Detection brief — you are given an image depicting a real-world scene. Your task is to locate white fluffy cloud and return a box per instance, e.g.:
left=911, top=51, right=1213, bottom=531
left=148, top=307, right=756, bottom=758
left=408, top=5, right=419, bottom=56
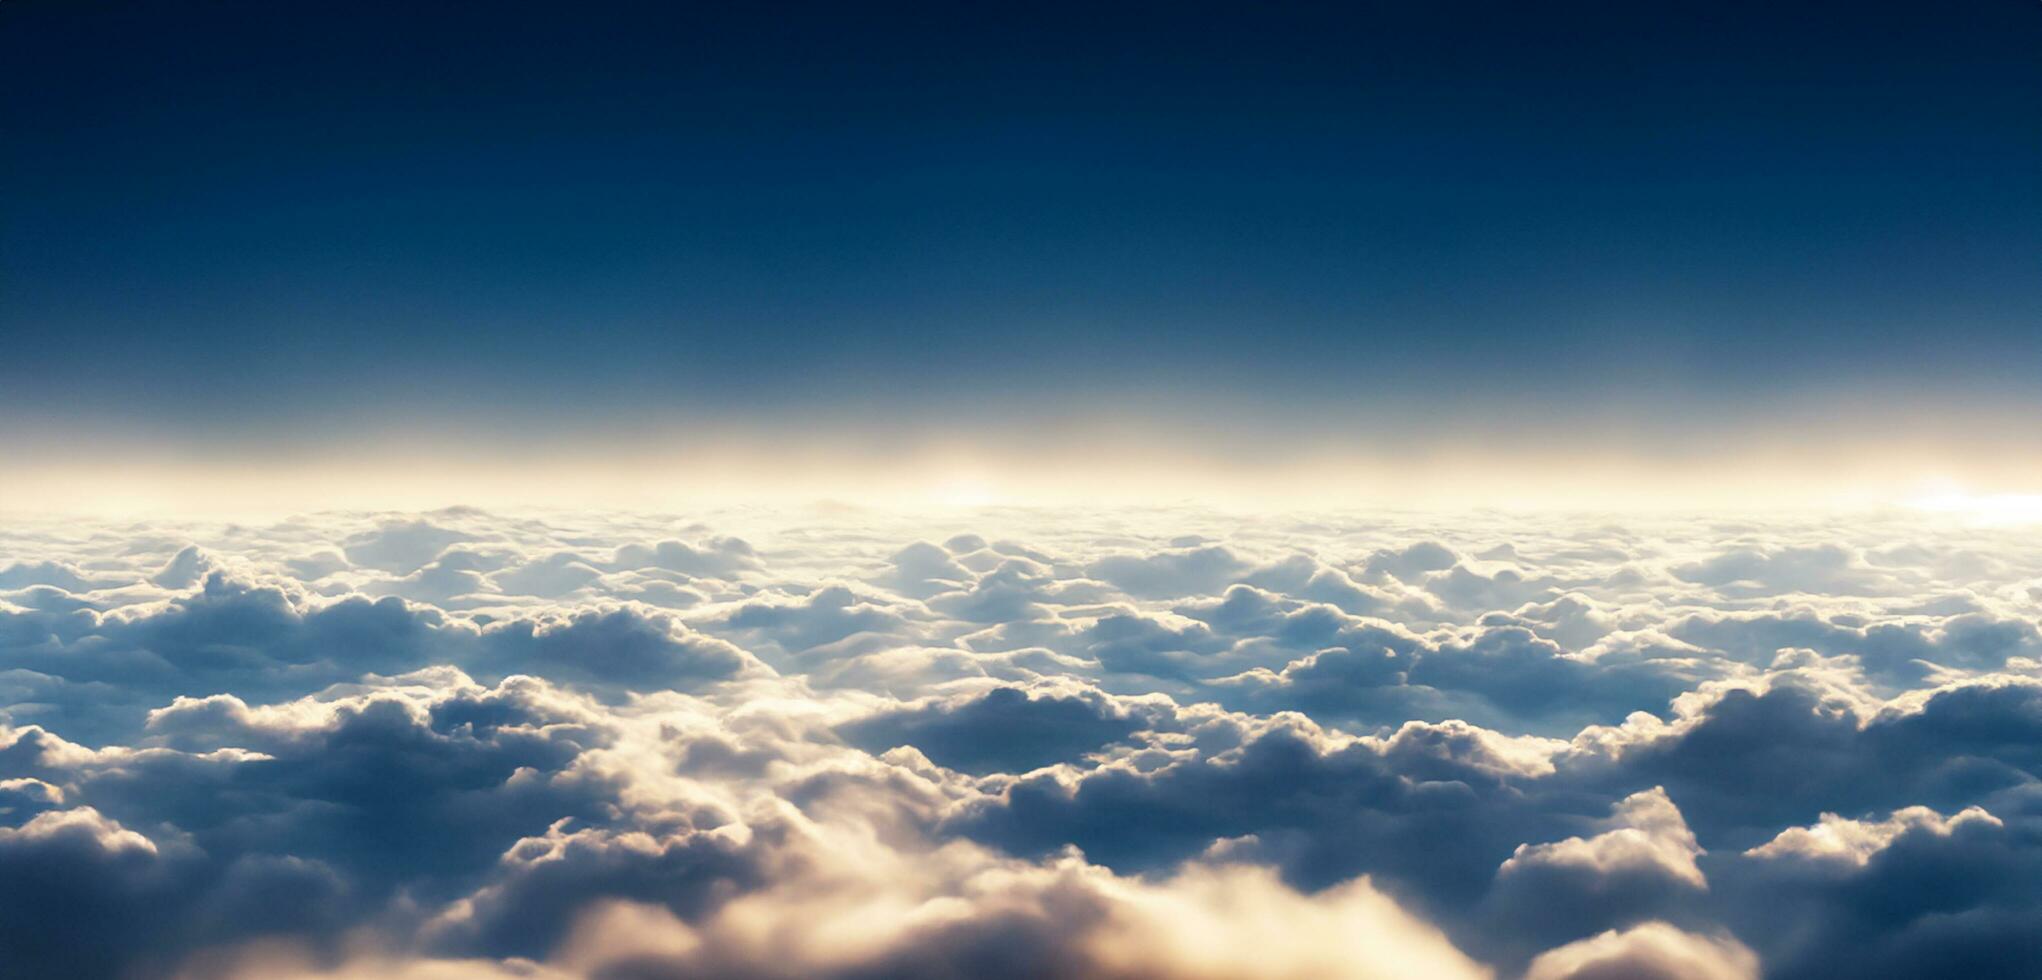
left=1523, top=922, right=1759, bottom=980
left=1, top=505, right=2039, bottom=979
left=1499, top=788, right=1706, bottom=889
left=1745, top=805, right=2003, bottom=867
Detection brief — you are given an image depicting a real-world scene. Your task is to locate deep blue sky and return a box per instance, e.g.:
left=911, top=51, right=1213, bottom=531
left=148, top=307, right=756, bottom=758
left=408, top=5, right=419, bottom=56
left=4, top=0, right=2039, bottom=447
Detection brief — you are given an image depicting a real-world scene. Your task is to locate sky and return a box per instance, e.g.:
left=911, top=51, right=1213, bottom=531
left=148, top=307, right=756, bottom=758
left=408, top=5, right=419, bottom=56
left=5, top=0, right=2042, bottom=508
left=6, top=6, right=2042, bottom=980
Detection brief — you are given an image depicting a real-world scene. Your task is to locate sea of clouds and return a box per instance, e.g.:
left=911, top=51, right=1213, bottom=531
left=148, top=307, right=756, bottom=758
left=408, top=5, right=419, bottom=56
left=1, top=505, right=2038, bottom=979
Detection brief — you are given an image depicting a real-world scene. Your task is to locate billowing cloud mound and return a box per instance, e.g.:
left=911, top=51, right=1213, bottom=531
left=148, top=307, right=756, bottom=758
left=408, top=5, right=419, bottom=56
left=1, top=506, right=2039, bottom=978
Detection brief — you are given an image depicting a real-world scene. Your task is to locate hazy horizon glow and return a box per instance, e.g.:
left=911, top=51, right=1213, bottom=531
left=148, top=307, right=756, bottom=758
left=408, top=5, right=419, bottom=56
left=7, top=414, right=2042, bottom=516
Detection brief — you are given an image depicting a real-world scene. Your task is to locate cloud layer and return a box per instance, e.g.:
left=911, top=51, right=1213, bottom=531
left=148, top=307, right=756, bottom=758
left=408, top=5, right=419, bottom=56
left=1, top=506, right=2039, bottom=978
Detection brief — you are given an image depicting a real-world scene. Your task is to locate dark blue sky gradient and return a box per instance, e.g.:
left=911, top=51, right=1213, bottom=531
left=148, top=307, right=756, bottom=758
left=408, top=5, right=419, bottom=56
left=5, top=1, right=2039, bottom=444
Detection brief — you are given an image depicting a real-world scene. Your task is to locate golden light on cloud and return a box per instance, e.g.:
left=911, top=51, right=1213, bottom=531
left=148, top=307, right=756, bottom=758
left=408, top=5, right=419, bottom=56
left=1907, top=489, right=2042, bottom=526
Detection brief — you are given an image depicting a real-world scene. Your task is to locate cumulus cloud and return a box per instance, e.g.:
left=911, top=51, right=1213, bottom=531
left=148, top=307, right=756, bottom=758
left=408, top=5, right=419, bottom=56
left=1745, top=805, right=2003, bottom=867
left=1498, top=788, right=1706, bottom=890
left=0, top=506, right=2038, bottom=978
left=1087, top=545, right=1249, bottom=599
left=839, top=686, right=1144, bottom=775
left=1522, top=922, right=1759, bottom=980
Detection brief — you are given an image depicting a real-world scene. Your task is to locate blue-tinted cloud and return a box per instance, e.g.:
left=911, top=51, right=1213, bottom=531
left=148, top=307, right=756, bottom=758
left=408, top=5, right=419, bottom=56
left=0, top=506, right=2039, bottom=978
